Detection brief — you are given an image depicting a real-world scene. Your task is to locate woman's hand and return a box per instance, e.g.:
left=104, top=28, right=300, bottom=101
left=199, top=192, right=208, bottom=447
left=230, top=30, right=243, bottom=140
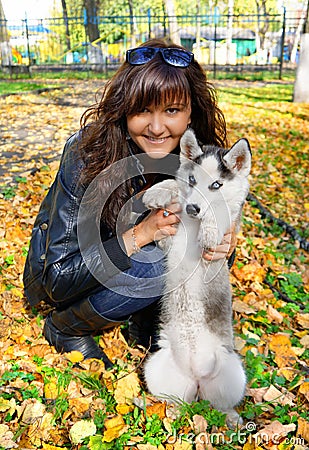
left=202, top=224, right=237, bottom=262
left=123, top=201, right=181, bottom=255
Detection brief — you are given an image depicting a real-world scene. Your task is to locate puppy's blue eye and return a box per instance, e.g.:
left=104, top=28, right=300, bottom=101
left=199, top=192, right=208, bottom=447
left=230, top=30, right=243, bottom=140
left=189, top=175, right=196, bottom=187
left=209, top=180, right=223, bottom=190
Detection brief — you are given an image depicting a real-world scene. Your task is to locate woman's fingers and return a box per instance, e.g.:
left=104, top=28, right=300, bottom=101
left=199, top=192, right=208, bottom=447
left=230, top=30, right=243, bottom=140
left=202, top=224, right=237, bottom=261
left=202, top=242, right=231, bottom=261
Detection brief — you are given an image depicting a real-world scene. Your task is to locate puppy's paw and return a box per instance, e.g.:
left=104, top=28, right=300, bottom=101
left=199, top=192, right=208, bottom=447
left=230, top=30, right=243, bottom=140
left=199, top=220, right=220, bottom=249
left=143, top=180, right=179, bottom=209
left=225, top=410, right=243, bottom=429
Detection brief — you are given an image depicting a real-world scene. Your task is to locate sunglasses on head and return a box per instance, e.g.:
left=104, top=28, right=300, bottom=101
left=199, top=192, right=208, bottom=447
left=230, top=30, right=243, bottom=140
left=126, top=47, right=194, bottom=68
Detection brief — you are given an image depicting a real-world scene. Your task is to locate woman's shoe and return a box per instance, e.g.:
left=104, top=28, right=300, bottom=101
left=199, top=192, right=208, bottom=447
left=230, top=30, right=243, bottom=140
left=43, top=313, right=113, bottom=369
left=128, top=302, right=160, bottom=352
left=42, top=297, right=121, bottom=369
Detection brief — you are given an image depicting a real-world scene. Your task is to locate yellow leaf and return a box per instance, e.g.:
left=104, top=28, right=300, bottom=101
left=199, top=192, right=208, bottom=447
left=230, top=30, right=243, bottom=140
left=44, top=381, right=59, bottom=400
left=300, top=334, right=309, bottom=347
left=163, top=417, right=173, bottom=434
left=269, top=334, right=297, bottom=368
left=4, top=345, right=14, bottom=356
left=114, top=372, right=140, bottom=405
left=116, top=403, right=134, bottom=415
left=146, top=402, right=167, bottom=420
left=102, top=415, right=128, bottom=442
left=42, top=444, right=66, bottom=450
left=136, top=444, right=159, bottom=450
left=299, top=381, right=309, bottom=401
left=105, top=415, right=126, bottom=430
left=69, top=397, right=93, bottom=415
left=0, top=283, right=7, bottom=294
left=297, top=417, right=309, bottom=443
left=296, top=313, right=309, bottom=329
left=267, top=305, right=284, bottom=324
left=243, top=442, right=255, bottom=450
left=278, top=443, right=293, bottom=450
left=64, top=350, right=84, bottom=363
left=233, top=261, right=266, bottom=283
left=28, top=412, right=55, bottom=446
left=0, top=398, right=12, bottom=412
left=277, top=368, right=299, bottom=382
left=173, top=442, right=193, bottom=450
left=10, top=287, right=24, bottom=298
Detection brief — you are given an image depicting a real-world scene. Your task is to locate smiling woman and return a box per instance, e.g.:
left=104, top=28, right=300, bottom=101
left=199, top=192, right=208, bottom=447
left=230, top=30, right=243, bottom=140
left=126, top=101, right=192, bottom=158
left=23, top=37, right=233, bottom=366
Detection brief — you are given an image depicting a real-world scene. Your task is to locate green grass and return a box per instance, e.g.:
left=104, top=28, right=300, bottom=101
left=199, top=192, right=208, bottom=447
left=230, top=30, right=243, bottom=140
left=208, top=69, right=296, bottom=83
left=0, top=81, right=60, bottom=95
left=31, top=70, right=112, bottom=80
left=0, top=67, right=296, bottom=95
left=218, top=84, right=294, bottom=103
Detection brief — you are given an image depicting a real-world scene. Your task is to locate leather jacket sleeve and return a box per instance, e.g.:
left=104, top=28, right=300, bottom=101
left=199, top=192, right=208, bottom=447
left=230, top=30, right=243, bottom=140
left=23, top=132, right=131, bottom=307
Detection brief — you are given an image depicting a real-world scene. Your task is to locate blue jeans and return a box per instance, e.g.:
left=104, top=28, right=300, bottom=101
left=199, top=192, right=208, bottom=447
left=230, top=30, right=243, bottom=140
left=89, top=244, right=165, bottom=320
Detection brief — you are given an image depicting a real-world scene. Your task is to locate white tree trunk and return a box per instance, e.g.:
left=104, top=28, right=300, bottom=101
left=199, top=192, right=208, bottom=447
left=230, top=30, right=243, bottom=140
left=226, top=0, right=234, bottom=65
left=195, top=0, right=201, bottom=61
left=291, top=7, right=307, bottom=63
left=293, top=33, right=309, bottom=103
left=164, top=0, right=181, bottom=45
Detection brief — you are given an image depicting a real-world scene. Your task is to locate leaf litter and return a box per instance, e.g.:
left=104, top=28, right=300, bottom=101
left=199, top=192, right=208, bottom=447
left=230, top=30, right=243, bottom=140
left=0, top=80, right=308, bottom=449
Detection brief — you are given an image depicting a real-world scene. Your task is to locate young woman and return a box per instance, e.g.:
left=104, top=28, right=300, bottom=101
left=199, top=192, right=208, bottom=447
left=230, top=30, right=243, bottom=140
left=23, top=39, right=235, bottom=368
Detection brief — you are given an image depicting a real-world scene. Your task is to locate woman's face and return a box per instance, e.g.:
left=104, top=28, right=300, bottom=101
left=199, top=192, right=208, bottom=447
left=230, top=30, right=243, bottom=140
left=127, top=100, right=191, bottom=159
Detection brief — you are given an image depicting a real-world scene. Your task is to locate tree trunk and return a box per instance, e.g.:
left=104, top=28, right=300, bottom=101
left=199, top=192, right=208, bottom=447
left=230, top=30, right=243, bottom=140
left=61, top=0, right=71, bottom=51
left=290, top=6, right=307, bottom=63
left=128, top=0, right=136, bottom=48
left=293, top=34, right=309, bottom=102
left=164, top=0, right=181, bottom=45
left=255, top=0, right=270, bottom=61
left=293, top=0, right=309, bottom=102
left=195, top=0, right=201, bottom=60
left=0, top=0, right=12, bottom=65
left=226, top=0, right=234, bottom=65
left=84, top=0, right=104, bottom=65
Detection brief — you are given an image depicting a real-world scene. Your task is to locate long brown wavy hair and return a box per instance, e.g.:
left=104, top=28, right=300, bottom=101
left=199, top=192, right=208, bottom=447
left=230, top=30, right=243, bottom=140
left=79, top=38, right=227, bottom=232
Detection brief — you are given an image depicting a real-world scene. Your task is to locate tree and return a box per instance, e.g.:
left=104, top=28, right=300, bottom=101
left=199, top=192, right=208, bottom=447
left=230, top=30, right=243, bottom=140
left=127, top=0, right=137, bottom=48
left=61, top=0, right=72, bottom=51
left=164, top=0, right=181, bottom=44
left=0, top=0, right=11, bottom=65
left=255, top=0, right=271, bottom=52
left=84, top=0, right=104, bottom=64
left=293, top=0, right=309, bottom=102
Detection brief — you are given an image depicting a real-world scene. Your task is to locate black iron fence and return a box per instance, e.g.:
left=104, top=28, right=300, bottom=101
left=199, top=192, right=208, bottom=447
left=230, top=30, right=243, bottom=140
left=0, top=9, right=302, bottom=77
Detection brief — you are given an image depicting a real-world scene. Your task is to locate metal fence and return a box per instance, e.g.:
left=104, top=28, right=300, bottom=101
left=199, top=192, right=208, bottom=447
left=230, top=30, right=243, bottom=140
left=0, top=9, right=302, bottom=77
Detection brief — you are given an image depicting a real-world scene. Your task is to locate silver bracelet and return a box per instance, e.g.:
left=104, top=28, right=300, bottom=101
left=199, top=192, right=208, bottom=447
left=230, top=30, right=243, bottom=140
left=132, top=225, right=140, bottom=253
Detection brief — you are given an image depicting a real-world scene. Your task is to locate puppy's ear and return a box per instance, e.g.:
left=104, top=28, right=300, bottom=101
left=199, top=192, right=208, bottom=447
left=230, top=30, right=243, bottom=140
left=223, top=138, right=251, bottom=177
left=180, top=128, right=203, bottom=161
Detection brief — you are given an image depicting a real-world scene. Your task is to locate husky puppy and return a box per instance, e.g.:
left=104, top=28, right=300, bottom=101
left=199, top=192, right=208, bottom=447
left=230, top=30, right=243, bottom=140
left=143, top=129, right=251, bottom=425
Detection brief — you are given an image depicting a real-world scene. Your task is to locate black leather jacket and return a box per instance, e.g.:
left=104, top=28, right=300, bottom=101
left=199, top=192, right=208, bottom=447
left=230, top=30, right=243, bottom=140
left=23, top=132, right=141, bottom=307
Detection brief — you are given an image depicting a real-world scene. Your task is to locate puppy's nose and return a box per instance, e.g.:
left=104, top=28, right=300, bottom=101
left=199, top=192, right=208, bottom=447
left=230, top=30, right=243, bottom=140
left=186, top=204, right=200, bottom=216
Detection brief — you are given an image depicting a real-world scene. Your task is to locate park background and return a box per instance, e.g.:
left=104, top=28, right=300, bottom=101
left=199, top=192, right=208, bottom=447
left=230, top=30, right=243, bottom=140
left=0, top=0, right=308, bottom=449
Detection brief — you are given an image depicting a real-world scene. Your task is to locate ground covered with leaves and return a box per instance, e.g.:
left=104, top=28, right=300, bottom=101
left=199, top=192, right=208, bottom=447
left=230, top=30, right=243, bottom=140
left=0, top=80, right=308, bottom=450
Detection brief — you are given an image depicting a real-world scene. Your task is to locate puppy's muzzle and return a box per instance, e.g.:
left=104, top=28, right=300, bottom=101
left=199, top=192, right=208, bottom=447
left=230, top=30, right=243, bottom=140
left=186, top=204, right=200, bottom=216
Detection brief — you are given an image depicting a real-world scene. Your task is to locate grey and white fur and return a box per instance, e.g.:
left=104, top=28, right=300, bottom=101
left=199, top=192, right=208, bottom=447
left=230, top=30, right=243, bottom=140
left=142, top=128, right=251, bottom=425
